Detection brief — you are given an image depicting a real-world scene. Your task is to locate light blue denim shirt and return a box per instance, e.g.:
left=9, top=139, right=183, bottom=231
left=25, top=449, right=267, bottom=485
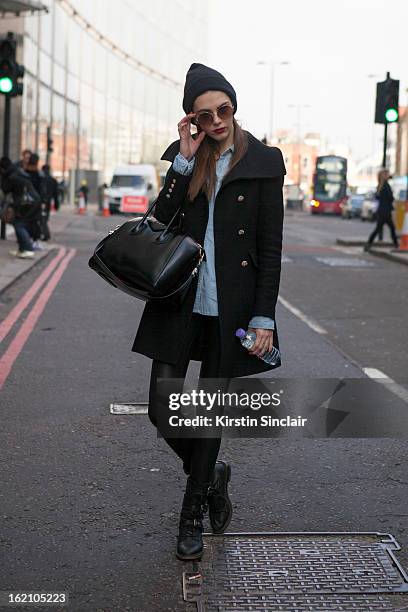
left=172, top=146, right=275, bottom=330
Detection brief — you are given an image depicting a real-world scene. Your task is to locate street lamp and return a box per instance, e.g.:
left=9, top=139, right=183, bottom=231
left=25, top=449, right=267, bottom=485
left=257, top=60, right=290, bottom=144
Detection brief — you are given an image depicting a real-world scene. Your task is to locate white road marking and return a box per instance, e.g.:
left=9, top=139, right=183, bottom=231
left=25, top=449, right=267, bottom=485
left=363, top=368, right=389, bottom=379
left=110, top=403, right=148, bottom=414
left=333, top=246, right=364, bottom=255
left=278, top=296, right=327, bottom=334
left=363, top=368, right=408, bottom=405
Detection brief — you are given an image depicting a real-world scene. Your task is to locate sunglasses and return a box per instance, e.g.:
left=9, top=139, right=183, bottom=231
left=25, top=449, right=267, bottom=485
left=192, top=104, right=234, bottom=128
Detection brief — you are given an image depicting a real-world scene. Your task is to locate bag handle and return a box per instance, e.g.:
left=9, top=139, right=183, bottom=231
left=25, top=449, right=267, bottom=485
left=132, top=195, right=181, bottom=238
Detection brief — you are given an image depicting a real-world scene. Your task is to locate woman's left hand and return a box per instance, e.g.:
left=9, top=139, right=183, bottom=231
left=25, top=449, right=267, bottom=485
left=247, top=328, right=273, bottom=358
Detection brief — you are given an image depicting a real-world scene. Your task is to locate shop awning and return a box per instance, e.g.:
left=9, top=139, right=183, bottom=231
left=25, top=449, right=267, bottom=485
left=0, top=0, right=48, bottom=14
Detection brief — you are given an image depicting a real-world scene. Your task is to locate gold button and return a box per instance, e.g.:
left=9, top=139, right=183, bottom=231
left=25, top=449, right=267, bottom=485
left=238, top=229, right=245, bottom=235
left=168, top=188, right=173, bottom=192
left=166, top=194, right=171, bottom=198
left=237, top=195, right=245, bottom=202
left=171, top=179, right=176, bottom=184
left=241, top=260, right=248, bottom=267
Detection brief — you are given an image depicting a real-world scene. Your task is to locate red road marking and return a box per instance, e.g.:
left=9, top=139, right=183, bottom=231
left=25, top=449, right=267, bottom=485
left=0, top=248, right=76, bottom=391
left=0, top=247, right=67, bottom=344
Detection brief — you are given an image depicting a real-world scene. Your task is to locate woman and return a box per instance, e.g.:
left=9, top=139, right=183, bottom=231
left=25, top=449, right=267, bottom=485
left=365, top=169, right=399, bottom=250
left=132, top=63, right=286, bottom=560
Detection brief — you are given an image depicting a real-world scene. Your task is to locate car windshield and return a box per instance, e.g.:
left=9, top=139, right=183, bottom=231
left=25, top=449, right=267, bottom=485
left=111, top=175, right=146, bottom=188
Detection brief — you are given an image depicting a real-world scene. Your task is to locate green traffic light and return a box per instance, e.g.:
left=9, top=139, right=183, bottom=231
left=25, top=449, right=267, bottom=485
left=0, top=76, right=13, bottom=93
left=385, top=108, right=398, bottom=122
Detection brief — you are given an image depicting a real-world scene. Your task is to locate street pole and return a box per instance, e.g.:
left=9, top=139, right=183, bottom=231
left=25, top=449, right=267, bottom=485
left=382, top=71, right=390, bottom=169
left=382, top=121, right=388, bottom=168
left=1, top=94, right=11, bottom=240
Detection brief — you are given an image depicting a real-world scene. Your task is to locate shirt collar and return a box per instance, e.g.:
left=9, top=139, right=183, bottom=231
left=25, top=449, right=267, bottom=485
left=220, top=143, right=235, bottom=157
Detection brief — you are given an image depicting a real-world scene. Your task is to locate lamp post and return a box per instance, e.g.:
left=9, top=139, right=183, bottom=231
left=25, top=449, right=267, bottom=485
left=256, top=60, right=290, bottom=144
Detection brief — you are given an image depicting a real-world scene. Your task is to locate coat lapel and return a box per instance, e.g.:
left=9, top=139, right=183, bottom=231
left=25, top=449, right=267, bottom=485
left=160, top=130, right=286, bottom=190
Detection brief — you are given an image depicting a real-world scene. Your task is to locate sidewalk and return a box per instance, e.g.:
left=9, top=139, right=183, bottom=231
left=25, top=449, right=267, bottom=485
left=0, top=203, right=99, bottom=295
left=336, top=237, right=408, bottom=267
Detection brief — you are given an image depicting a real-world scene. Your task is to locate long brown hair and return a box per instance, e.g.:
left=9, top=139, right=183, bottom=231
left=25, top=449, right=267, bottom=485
left=186, top=118, right=249, bottom=202
left=376, top=168, right=389, bottom=194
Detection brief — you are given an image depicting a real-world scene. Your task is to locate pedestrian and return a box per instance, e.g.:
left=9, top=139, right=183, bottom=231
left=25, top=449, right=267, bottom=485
left=0, top=157, right=41, bottom=259
left=58, top=178, right=66, bottom=205
left=97, top=182, right=108, bottom=212
left=25, top=153, right=45, bottom=247
left=131, top=63, right=286, bottom=560
left=364, top=169, right=399, bottom=250
left=15, top=148, right=32, bottom=171
left=40, top=164, right=60, bottom=240
left=78, top=180, right=89, bottom=206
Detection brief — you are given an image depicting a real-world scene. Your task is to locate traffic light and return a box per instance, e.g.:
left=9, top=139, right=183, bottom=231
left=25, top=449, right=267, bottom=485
left=375, top=77, right=399, bottom=124
left=0, top=33, right=24, bottom=97
left=0, top=38, right=14, bottom=94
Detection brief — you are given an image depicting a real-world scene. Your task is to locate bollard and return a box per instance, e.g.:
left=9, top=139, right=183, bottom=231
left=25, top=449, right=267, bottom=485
left=396, top=201, right=408, bottom=251
left=102, top=192, right=111, bottom=217
left=78, top=193, right=86, bottom=215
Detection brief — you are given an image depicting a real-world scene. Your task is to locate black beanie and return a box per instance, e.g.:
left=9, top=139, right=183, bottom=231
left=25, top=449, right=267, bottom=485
left=182, top=63, right=237, bottom=115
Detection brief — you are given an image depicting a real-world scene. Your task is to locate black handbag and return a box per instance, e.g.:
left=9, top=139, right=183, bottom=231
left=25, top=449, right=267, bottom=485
left=88, top=196, right=205, bottom=307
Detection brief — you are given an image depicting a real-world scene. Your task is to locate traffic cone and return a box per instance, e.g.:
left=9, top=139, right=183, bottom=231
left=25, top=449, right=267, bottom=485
left=102, top=192, right=110, bottom=217
left=78, top=193, right=86, bottom=215
left=396, top=202, right=408, bottom=251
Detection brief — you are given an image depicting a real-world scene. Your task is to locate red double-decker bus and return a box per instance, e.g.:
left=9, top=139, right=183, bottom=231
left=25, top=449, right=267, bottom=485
left=310, top=155, right=347, bottom=215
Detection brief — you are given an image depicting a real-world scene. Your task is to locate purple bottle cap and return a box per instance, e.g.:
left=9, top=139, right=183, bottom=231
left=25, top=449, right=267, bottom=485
left=235, top=328, right=246, bottom=338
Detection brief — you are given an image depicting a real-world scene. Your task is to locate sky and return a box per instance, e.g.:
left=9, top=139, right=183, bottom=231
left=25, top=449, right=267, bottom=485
left=207, top=0, right=408, bottom=162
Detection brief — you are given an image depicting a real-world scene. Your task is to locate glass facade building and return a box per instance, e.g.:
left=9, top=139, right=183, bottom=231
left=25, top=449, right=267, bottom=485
left=0, top=0, right=209, bottom=183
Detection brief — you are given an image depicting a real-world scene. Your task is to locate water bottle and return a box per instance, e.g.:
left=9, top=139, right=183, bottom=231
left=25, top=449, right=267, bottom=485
left=235, top=328, right=281, bottom=366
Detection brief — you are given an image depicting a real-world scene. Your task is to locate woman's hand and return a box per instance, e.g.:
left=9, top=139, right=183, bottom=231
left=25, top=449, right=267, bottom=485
left=178, top=113, right=206, bottom=161
left=247, top=328, right=273, bottom=358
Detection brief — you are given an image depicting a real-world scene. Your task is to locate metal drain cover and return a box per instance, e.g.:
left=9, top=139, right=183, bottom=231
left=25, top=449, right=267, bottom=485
left=183, top=532, right=408, bottom=611
left=315, top=256, right=375, bottom=267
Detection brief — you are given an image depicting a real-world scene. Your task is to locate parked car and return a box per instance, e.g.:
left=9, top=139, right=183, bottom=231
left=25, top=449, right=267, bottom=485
left=361, top=192, right=378, bottom=222
left=341, top=194, right=365, bottom=219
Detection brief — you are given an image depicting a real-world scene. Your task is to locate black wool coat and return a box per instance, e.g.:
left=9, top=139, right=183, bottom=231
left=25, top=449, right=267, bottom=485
left=131, top=130, right=286, bottom=378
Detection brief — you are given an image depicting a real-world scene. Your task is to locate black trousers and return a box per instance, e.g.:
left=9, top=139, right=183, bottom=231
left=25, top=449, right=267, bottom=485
left=368, top=211, right=398, bottom=246
left=148, top=313, right=226, bottom=485
left=40, top=201, right=51, bottom=241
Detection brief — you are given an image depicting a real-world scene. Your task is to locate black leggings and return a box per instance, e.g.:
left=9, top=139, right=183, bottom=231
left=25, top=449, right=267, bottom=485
left=368, top=211, right=398, bottom=246
left=148, top=313, right=226, bottom=485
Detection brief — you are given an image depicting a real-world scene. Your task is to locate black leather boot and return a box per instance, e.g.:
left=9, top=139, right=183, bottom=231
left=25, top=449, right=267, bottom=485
left=176, top=477, right=209, bottom=560
left=207, top=461, right=232, bottom=534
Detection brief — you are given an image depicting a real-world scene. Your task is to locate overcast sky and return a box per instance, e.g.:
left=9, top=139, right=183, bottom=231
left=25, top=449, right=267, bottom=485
left=208, top=0, right=408, bottom=162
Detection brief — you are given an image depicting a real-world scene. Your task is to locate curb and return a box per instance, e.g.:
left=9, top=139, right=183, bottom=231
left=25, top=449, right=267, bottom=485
left=336, top=238, right=396, bottom=247
left=0, top=248, right=55, bottom=296
left=368, top=248, right=408, bottom=267
left=0, top=209, right=86, bottom=297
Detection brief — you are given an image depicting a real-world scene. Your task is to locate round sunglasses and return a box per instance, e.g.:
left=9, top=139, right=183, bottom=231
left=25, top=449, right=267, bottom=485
left=192, top=104, right=234, bottom=128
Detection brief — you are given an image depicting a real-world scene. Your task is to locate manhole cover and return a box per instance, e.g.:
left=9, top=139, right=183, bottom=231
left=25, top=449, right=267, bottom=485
left=315, top=257, right=375, bottom=267
left=183, top=532, right=408, bottom=611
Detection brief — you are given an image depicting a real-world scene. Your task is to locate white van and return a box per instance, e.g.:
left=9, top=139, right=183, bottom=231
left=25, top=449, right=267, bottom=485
left=106, top=164, right=159, bottom=214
